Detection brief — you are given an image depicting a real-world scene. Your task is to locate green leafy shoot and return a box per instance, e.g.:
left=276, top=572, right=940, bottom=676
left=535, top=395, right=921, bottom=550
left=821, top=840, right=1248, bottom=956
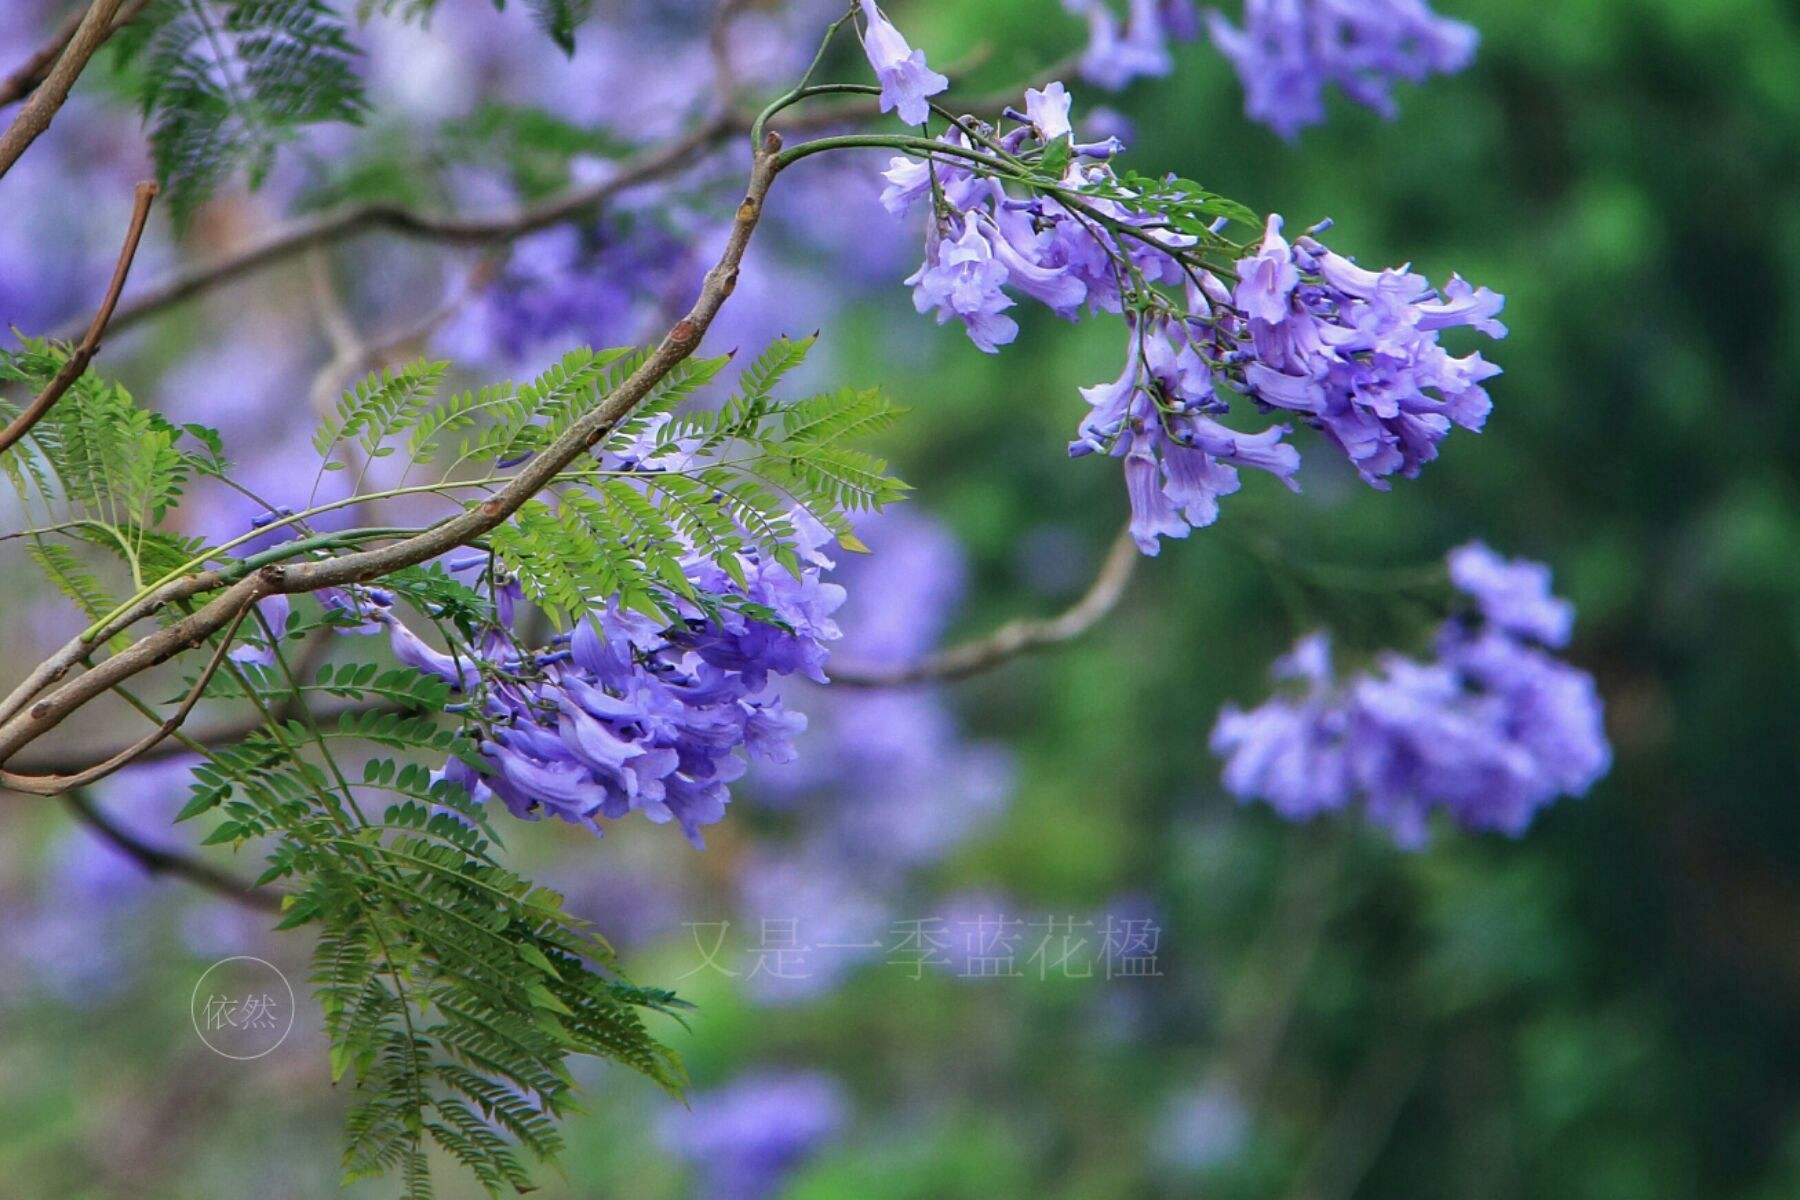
left=114, top=0, right=368, bottom=224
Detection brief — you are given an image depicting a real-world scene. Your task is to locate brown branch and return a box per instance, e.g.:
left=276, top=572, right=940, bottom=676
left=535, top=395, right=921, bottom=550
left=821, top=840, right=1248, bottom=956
left=0, top=52, right=1084, bottom=763
left=0, top=0, right=150, bottom=111
left=78, top=66, right=1070, bottom=340
left=828, top=526, right=1139, bottom=688
left=0, top=600, right=249, bottom=794
left=0, top=133, right=790, bottom=768
left=59, top=788, right=281, bottom=912
left=0, top=0, right=126, bottom=180
left=80, top=113, right=739, bottom=342
left=0, top=179, right=158, bottom=456
left=305, top=247, right=498, bottom=413
left=7, top=696, right=399, bottom=778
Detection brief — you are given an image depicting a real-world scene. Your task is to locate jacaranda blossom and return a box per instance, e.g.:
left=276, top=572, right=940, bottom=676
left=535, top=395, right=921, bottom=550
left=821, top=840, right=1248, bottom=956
left=1206, top=0, right=1479, bottom=138
left=352, top=512, right=845, bottom=848
left=858, top=0, right=948, bottom=126
left=1068, top=0, right=1202, bottom=90
left=1229, top=214, right=1506, bottom=490
left=904, top=212, right=1021, bottom=353
left=877, top=79, right=1504, bottom=553
left=1210, top=544, right=1610, bottom=845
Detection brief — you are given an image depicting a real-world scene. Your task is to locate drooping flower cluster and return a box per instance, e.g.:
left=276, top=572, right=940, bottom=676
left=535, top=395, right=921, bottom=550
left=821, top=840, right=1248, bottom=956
left=1210, top=543, right=1611, bottom=846
left=1206, top=0, right=1479, bottom=138
left=876, top=54, right=1506, bottom=553
left=1074, top=313, right=1303, bottom=553
left=1225, top=214, right=1506, bottom=489
left=1066, top=0, right=1202, bottom=90
left=351, top=519, right=844, bottom=848
left=880, top=83, right=1141, bottom=353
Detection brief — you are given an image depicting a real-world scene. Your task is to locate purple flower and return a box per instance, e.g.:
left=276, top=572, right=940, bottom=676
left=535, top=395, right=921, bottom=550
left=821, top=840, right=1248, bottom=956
left=399, top=511, right=846, bottom=848
left=1207, top=0, right=1479, bottom=138
left=1233, top=215, right=1301, bottom=324
left=445, top=218, right=705, bottom=364
left=875, top=81, right=1498, bottom=549
left=376, top=610, right=483, bottom=691
left=859, top=0, right=948, bottom=127
left=1230, top=217, right=1507, bottom=490
left=1024, top=81, right=1075, bottom=140
left=905, top=213, right=1020, bottom=353
left=1071, top=0, right=1201, bottom=90
left=658, top=1070, right=848, bottom=1200
left=228, top=594, right=292, bottom=667
left=736, top=853, right=891, bottom=1002
left=1076, top=320, right=1300, bottom=553
left=1448, top=541, right=1575, bottom=647
left=1211, top=549, right=1609, bottom=844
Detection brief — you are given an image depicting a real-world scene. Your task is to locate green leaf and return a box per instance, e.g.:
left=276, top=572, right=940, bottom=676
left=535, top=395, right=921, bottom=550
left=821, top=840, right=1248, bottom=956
left=115, top=0, right=368, bottom=224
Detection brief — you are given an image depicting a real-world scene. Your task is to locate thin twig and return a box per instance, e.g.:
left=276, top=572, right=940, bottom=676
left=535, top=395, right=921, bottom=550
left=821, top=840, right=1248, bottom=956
left=0, top=179, right=158, bottom=456
left=829, top=525, right=1139, bottom=687
left=7, top=694, right=396, bottom=777
left=60, top=788, right=281, bottom=912
left=305, top=247, right=498, bottom=413
left=0, top=601, right=249, bottom=794
left=0, top=0, right=151, bottom=110
left=0, top=0, right=126, bottom=180
left=78, top=66, right=1070, bottom=339
left=79, top=114, right=737, bottom=341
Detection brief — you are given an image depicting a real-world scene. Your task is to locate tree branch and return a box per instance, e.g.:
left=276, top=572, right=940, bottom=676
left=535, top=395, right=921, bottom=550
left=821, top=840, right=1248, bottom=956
left=0, top=600, right=249, bottom=794
left=0, top=0, right=126, bottom=180
left=75, top=65, right=1073, bottom=340
left=0, top=0, right=150, bottom=111
left=6, top=696, right=400, bottom=778
left=59, top=788, right=281, bottom=912
left=81, top=113, right=740, bottom=341
left=0, top=132, right=791, bottom=769
left=828, top=526, right=1139, bottom=687
left=0, top=179, right=158, bottom=456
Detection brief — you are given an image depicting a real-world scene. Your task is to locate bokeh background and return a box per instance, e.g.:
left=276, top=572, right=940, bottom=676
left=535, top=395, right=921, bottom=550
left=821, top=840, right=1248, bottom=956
left=1, top=0, right=1797, bottom=1196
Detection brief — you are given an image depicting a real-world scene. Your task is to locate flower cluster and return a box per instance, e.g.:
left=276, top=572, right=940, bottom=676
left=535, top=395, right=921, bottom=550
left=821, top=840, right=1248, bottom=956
left=879, top=83, right=1142, bottom=353
left=1067, top=0, right=1202, bottom=90
left=1210, top=543, right=1611, bottom=845
left=1206, top=0, right=1479, bottom=138
left=353, top=520, right=845, bottom=848
left=876, top=56, right=1506, bottom=553
left=1224, top=214, right=1506, bottom=490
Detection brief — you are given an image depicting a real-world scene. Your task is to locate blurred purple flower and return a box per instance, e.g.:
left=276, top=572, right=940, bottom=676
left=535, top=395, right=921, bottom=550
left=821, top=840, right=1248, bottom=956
left=1069, top=0, right=1202, bottom=90
left=1207, top=0, right=1479, bottom=138
left=737, top=854, right=891, bottom=1002
left=1211, top=546, right=1610, bottom=844
left=658, top=1069, right=849, bottom=1200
